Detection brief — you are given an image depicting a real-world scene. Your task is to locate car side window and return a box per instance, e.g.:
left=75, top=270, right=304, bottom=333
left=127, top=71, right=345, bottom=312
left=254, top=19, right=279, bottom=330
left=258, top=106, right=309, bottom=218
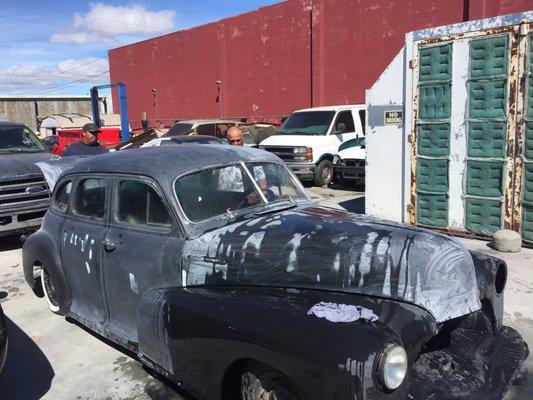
left=334, top=111, right=355, bottom=133
left=54, top=180, right=72, bottom=212
left=358, top=109, right=366, bottom=135
left=117, top=180, right=171, bottom=227
left=196, top=123, right=216, bottom=136
left=215, top=123, right=230, bottom=138
left=75, top=178, right=106, bottom=219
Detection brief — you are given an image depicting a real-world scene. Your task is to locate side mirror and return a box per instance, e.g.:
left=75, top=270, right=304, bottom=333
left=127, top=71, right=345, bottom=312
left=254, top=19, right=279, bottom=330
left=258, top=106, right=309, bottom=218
left=335, top=123, right=347, bottom=134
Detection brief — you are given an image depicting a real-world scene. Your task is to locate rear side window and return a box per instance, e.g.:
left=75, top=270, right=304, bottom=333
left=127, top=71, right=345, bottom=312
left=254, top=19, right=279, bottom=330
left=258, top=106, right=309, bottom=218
left=359, top=109, right=366, bottom=134
left=334, top=111, right=355, bottom=133
left=117, top=180, right=171, bottom=227
left=75, top=178, right=106, bottom=219
left=196, top=123, right=216, bottom=136
left=54, top=181, right=72, bottom=212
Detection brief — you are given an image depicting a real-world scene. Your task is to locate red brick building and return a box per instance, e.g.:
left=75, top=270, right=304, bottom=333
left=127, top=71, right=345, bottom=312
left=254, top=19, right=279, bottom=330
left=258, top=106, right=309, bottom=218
left=108, top=0, right=531, bottom=129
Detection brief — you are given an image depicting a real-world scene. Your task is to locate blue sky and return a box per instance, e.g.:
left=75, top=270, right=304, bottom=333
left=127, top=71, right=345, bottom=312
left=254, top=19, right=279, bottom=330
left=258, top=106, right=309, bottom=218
left=0, top=1, right=280, bottom=96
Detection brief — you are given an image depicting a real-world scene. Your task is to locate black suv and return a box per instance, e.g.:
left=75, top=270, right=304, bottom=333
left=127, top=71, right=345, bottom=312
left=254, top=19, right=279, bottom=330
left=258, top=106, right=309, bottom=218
left=0, top=122, right=51, bottom=237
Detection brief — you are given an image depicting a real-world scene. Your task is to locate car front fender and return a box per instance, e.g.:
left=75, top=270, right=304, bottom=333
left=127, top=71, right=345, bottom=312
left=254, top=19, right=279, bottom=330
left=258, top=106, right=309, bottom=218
left=138, top=285, right=435, bottom=400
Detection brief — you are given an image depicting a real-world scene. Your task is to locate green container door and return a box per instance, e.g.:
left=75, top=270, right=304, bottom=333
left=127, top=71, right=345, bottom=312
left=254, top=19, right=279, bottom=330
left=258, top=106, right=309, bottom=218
left=465, top=35, right=509, bottom=235
left=522, top=33, right=533, bottom=244
left=415, top=43, right=452, bottom=228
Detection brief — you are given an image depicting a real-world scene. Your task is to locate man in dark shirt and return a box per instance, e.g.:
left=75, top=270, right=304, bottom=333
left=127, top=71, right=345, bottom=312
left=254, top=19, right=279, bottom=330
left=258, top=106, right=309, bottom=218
left=62, top=123, right=109, bottom=156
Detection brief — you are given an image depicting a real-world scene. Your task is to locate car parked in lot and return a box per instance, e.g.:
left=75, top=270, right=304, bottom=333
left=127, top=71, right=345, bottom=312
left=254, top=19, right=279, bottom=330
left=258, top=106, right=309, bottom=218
left=23, top=146, right=527, bottom=400
left=0, top=121, right=52, bottom=237
left=0, top=303, right=7, bottom=376
left=164, top=119, right=241, bottom=138
left=260, top=105, right=365, bottom=186
left=334, top=137, right=365, bottom=186
left=141, top=135, right=227, bottom=147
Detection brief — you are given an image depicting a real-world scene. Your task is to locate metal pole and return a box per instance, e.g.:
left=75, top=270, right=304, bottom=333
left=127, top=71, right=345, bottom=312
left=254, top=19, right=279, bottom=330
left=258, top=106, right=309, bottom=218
left=118, top=83, right=130, bottom=141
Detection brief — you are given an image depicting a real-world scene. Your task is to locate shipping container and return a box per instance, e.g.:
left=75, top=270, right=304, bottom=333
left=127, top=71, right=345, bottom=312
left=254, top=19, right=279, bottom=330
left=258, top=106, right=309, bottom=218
left=366, top=11, right=533, bottom=245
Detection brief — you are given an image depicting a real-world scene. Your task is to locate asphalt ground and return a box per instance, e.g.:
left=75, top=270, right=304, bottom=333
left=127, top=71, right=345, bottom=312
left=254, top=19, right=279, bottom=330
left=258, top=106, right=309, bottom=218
left=0, top=184, right=530, bottom=399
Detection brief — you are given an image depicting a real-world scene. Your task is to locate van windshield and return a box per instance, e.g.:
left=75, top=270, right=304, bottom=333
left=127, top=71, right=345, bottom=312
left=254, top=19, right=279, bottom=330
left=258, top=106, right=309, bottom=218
left=278, top=111, right=335, bottom=135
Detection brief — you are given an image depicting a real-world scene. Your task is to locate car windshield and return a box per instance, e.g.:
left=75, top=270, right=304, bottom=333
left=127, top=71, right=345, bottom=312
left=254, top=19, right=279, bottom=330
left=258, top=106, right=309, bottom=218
left=175, top=162, right=307, bottom=223
left=164, top=123, right=194, bottom=136
left=278, top=111, right=335, bottom=135
left=0, top=125, right=45, bottom=153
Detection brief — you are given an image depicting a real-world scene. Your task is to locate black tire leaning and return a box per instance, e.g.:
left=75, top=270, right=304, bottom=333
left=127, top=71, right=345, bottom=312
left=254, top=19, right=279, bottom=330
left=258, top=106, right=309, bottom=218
left=240, top=363, right=299, bottom=400
left=313, top=159, right=333, bottom=187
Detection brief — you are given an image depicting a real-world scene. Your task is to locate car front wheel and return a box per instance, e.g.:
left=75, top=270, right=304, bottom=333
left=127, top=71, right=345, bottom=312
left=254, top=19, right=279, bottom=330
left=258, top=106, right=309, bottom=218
left=313, top=159, right=333, bottom=187
left=241, top=363, right=299, bottom=400
left=41, top=269, right=61, bottom=314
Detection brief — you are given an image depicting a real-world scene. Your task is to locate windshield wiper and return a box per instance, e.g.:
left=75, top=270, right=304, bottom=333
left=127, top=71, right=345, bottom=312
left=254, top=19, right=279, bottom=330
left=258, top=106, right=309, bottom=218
left=245, top=200, right=298, bottom=218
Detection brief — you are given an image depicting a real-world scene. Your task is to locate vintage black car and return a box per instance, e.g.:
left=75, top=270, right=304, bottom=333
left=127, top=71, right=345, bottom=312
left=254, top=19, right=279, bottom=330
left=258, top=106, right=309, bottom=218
left=23, top=146, right=527, bottom=400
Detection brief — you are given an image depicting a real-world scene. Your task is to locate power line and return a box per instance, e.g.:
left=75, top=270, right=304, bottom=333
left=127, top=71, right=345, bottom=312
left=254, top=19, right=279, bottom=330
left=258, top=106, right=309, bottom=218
left=16, top=57, right=108, bottom=85
left=16, top=70, right=109, bottom=95
left=0, top=14, right=172, bottom=37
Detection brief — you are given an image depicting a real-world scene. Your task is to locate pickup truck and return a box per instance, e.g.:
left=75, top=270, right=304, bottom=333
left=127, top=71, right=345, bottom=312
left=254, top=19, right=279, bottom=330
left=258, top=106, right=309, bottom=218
left=260, top=105, right=365, bottom=186
left=0, top=121, right=51, bottom=237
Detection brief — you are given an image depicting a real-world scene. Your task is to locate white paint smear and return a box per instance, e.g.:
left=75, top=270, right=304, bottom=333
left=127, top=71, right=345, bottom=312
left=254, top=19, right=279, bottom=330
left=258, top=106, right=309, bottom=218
left=307, top=302, right=378, bottom=323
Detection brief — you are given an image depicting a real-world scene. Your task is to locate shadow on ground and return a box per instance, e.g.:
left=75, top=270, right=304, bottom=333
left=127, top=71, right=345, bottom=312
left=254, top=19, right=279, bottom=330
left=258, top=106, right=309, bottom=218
left=0, top=235, right=25, bottom=252
left=0, top=316, right=54, bottom=399
left=338, top=196, right=365, bottom=214
left=67, top=317, right=194, bottom=400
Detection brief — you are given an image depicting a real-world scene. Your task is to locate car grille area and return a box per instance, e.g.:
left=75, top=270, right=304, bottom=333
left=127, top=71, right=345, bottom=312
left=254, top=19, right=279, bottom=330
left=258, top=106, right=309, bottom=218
left=0, top=173, right=50, bottom=235
left=261, top=146, right=299, bottom=162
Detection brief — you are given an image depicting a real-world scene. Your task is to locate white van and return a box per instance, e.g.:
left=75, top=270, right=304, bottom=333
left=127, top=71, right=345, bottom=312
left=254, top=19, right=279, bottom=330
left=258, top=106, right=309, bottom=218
left=260, top=105, right=365, bottom=186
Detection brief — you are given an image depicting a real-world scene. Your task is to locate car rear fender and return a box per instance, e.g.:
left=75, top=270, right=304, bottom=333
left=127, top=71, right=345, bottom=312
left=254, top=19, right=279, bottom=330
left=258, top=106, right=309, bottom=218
left=22, top=229, right=70, bottom=311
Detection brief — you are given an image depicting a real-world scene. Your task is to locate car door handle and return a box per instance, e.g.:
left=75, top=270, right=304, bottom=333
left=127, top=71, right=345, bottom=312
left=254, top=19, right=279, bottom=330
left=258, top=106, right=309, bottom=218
left=102, top=239, right=116, bottom=252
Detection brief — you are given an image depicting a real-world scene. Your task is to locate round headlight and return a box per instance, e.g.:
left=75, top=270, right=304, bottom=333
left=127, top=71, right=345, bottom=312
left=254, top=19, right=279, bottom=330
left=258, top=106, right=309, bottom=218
left=377, top=343, right=408, bottom=391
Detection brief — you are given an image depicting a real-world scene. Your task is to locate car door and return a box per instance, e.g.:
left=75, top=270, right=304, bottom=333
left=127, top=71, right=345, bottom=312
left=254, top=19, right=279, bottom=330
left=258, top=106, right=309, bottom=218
left=102, top=176, right=183, bottom=344
left=60, top=176, right=110, bottom=326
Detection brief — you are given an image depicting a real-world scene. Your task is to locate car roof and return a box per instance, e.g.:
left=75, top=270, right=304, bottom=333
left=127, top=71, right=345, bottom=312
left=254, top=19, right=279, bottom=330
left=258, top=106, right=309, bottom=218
left=0, top=121, right=26, bottom=127
left=294, top=104, right=365, bottom=112
left=65, top=145, right=280, bottom=180
left=169, top=135, right=224, bottom=143
left=173, top=119, right=240, bottom=125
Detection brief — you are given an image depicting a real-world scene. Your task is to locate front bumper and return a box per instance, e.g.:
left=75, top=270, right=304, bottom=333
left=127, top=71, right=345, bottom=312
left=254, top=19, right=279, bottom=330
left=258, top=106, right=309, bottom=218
left=335, top=160, right=365, bottom=181
left=409, top=324, right=528, bottom=399
left=0, top=207, right=47, bottom=237
left=286, top=162, right=316, bottom=180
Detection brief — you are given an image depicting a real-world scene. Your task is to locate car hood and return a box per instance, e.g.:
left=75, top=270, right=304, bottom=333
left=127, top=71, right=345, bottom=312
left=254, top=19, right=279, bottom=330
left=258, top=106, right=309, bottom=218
left=0, top=152, right=52, bottom=178
left=183, top=205, right=481, bottom=323
left=260, top=134, right=332, bottom=147
left=338, top=146, right=365, bottom=160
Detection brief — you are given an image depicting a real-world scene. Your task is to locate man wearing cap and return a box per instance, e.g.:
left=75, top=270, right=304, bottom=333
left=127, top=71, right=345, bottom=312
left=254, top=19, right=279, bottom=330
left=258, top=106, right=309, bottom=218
left=62, top=123, right=109, bottom=156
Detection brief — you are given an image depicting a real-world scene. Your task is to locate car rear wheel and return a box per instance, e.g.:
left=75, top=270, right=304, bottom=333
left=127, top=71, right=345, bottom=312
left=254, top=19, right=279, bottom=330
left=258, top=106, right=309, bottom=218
left=41, top=269, right=61, bottom=314
left=241, top=363, right=299, bottom=400
left=313, top=159, right=333, bottom=187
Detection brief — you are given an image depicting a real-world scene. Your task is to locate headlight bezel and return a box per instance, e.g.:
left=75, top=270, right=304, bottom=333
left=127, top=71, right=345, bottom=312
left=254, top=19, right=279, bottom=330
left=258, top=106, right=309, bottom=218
left=374, top=342, right=408, bottom=392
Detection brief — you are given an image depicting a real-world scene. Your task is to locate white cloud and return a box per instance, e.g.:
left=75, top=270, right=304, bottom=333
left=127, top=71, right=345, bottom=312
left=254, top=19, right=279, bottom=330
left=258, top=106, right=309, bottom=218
left=0, top=58, right=109, bottom=92
left=51, top=2, right=177, bottom=44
